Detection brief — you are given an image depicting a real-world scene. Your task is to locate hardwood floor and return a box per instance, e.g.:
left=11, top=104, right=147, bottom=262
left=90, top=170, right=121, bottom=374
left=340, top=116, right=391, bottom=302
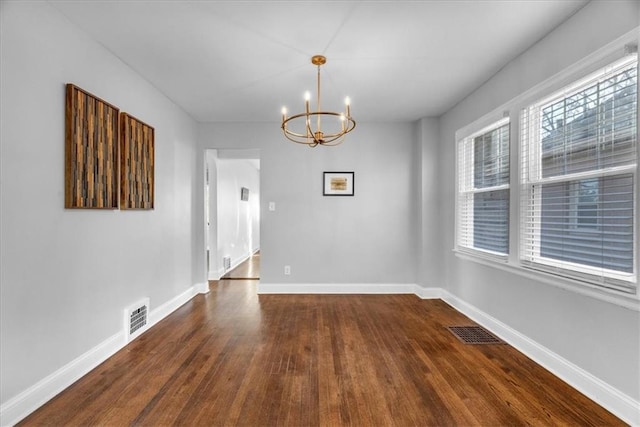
left=20, top=281, right=623, bottom=426
left=220, top=253, right=260, bottom=280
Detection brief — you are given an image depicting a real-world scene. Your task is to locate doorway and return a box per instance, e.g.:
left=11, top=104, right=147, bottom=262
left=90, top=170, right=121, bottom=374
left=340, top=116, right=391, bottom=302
left=205, top=149, right=261, bottom=281
left=220, top=252, right=260, bottom=280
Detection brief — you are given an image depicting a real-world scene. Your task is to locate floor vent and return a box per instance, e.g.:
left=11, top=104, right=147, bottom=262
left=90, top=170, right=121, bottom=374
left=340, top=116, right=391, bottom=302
left=447, top=325, right=504, bottom=345
left=223, top=256, right=231, bottom=271
left=125, top=298, right=149, bottom=342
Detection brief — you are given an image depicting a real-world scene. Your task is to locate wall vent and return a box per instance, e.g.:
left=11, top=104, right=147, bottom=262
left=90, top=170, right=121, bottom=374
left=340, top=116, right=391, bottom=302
left=223, top=256, right=231, bottom=271
left=125, top=298, right=150, bottom=342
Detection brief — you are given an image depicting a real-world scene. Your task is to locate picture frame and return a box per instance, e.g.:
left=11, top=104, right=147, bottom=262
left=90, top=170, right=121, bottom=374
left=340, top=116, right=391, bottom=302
left=241, top=187, right=249, bottom=201
left=323, top=172, right=354, bottom=196
left=65, top=84, right=120, bottom=209
left=120, top=112, right=155, bottom=210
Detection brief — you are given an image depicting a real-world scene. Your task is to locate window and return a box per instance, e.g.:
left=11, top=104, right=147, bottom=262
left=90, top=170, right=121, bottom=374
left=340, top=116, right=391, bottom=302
left=521, top=56, right=637, bottom=293
left=457, top=119, right=510, bottom=258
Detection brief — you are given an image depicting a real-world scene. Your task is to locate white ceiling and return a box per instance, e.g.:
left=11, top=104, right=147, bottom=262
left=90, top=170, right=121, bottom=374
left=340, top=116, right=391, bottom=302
left=50, top=0, right=588, bottom=123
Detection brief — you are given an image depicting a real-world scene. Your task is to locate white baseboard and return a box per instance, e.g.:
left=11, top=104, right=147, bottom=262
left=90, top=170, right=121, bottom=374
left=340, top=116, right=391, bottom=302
left=439, top=290, right=640, bottom=426
left=413, top=285, right=443, bottom=299
left=195, top=282, right=210, bottom=294
left=0, top=332, right=125, bottom=427
left=0, top=283, right=202, bottom=427
left=209, top=267, right=225, bottom=281
left=257, top=283, right=417, bottom=294
left=208, top=269, right=222, bottom=281
left=147, top=285, right=202, bottom=328
left=258, top=284, right=442, bottom=299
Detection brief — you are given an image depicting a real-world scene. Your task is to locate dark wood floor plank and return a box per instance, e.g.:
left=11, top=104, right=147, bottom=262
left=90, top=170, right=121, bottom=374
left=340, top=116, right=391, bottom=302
left=18, top=281, right=624, bottom=426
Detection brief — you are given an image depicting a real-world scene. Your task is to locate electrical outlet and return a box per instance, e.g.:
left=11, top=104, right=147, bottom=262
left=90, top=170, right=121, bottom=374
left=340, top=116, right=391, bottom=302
left=284, top=265, right=291, bottom=275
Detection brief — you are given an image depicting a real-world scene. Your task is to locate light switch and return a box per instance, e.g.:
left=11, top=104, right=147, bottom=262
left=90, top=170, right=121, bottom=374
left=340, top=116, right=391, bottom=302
left=269, top=202, right=276, bottom=211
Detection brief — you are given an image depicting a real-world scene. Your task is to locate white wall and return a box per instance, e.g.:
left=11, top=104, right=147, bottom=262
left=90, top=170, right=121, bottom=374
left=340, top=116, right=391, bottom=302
left=0, top=0, right=199, bottom=412
left=216, top=158, right=260, bottom=272
left=417, top=118, right=442, bottom=289
left=198, top=122, right=420, bottom=286
left=438, top=0, right=639, bottom=402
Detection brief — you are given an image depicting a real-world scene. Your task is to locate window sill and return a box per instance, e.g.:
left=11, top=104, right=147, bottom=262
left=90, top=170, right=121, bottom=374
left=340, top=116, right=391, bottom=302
left=452, top=249, right=640, bottom=311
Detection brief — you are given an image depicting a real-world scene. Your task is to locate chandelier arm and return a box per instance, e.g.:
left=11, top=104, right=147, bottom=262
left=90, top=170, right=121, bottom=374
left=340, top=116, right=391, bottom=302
left=315, top=124, right=355, bottom=144
left=282, top=131, right=321, bottom=145
left=312, top=121, right=356, bottom=142
left=282, top=112, right=355, bottom=144
left=306, top=114, right=314, bottom=144
left=321, top=139, right=345, bottom=147
left=283, top=133, right=350, bottom=145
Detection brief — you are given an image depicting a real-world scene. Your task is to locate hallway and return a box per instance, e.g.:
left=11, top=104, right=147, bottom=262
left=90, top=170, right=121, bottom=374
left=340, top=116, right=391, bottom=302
left=220, top=252, right=260, bottom=280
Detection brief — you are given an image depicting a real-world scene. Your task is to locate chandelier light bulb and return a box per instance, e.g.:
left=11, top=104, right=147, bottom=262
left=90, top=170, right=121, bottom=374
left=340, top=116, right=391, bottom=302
left=304, top=91, right=311, bottom=114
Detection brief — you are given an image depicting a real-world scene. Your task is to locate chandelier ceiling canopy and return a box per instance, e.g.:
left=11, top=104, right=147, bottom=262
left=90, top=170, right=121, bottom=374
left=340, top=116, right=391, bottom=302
left=281, top=55, right=356, bottom=147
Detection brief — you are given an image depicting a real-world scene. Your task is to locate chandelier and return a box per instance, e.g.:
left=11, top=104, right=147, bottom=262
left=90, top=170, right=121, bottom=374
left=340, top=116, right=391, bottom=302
left=281, top=55, right=356, bottom=147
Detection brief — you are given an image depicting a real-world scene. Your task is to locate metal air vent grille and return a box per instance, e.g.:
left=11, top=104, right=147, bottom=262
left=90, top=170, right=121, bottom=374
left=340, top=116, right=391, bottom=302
left=125, top=298, right=150, bottom=342
left=448, top=326, right=504, bottom=345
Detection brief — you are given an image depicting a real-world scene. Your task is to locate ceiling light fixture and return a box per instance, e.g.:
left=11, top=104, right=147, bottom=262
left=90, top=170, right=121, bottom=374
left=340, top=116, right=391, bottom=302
left=281, top=55, right=356, bottom=147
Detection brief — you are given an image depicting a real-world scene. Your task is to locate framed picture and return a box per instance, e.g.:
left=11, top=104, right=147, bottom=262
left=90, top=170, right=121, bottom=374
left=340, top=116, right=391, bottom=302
left=241, top=187, right=249, bottom=201
left=323, top=172, right=354, bottom=196
left=65, top=84, right=119, bottom=209
left=120, top=112, right=155, bottom=209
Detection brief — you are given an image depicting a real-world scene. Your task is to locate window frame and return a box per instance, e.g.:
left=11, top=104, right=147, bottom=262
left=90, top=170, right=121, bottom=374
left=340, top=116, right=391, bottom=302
left=520, top=55, right=637, bottom=293
left=453, top=33, right=639, bottom=306
left=456, top=117, right=511, bottom=261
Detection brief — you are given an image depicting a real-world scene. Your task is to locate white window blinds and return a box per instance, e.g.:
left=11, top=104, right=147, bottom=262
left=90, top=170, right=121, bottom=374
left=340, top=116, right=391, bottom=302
left=458, top=119, right=510, bottom=258
left=520, top=56, right=637, bottom=293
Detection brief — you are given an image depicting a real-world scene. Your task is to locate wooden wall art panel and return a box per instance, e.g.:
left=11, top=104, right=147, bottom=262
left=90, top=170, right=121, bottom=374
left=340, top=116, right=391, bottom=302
left=65, top=84, right=119, bottom=209
left=120, top=113, right=155, bottom=210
